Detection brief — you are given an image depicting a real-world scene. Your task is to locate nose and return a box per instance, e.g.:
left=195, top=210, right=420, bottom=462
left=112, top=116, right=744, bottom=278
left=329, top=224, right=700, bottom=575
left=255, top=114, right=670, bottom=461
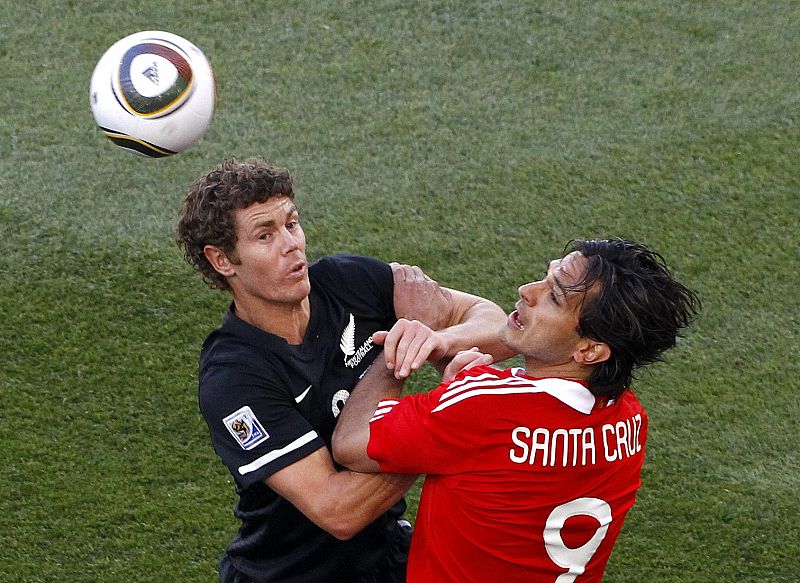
left=518, top=281, right=539, bottom=305
left=279, top=226, right=302, bottom=254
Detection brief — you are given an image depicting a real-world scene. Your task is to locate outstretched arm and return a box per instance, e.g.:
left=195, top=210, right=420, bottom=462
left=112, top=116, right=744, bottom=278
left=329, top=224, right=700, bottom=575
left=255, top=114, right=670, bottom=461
left=265, top=441, right=416, bottom=540
left=388, top=263, right=514, bottom=378
left=332, top=352, right=405, bottom=472
left=333, top=348, right=493, bottom=473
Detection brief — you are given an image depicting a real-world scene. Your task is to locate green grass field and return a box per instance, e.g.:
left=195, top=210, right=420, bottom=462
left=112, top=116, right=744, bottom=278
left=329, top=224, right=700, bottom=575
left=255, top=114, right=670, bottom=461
left=2, top=1, right=798, bottom=581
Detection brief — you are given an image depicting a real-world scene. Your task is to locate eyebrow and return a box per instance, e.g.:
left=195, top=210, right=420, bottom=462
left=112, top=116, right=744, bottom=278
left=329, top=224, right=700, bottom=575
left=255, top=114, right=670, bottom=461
left=544, top=260, right=568, bottom=303
left=246, top=217, right=277, bottom=235
left=245, top=203, right=299, bottom=234
left=552, top=273, right=568, bottom=299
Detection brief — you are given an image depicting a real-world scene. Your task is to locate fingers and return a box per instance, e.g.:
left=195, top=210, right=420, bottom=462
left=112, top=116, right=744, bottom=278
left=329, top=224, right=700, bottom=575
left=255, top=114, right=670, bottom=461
left=442, top=348, right=493, bottom=382
left=391, top=263, right=453, bottom=329
left=375, top=322, right=491, bottom=381
left=391, top=263, right=434, bottom=285
left=375, top=319, right=446, bottom=379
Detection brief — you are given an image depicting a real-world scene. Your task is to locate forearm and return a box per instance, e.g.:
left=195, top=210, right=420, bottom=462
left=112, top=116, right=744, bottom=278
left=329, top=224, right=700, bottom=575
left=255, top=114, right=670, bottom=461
left=333, top=353, right=405, bottom=472
left=436, top=291, right=516, bottom=362
left=390, top=263, right=514, bottom=363
left=317, top=470, right=417, bottom=539
left=267, top=446, right=415, bottom=540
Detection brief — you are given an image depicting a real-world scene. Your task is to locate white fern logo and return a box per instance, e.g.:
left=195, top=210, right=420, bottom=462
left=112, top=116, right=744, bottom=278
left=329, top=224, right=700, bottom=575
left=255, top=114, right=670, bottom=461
left=340, top=313, right=356, bottom=357
left=340, top=313, right=375, bottom=368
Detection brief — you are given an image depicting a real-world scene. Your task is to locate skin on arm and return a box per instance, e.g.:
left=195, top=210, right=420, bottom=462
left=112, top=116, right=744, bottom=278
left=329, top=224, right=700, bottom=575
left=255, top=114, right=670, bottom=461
left=258, top=267, right=502, bottom=540
left=387, top=263, right=515, bottom=378
left=333, top=349, right=492, bottom=473
left=268, top=267, right=507, bottom=539
left=265, top=442, right=416, bottom=541
left=332, top=352, right=406, bottom=472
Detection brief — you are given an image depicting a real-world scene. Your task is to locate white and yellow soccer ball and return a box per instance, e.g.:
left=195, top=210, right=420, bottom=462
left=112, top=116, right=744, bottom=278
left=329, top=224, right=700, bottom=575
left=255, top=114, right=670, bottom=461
left=89, top=31, right=215, bottom=157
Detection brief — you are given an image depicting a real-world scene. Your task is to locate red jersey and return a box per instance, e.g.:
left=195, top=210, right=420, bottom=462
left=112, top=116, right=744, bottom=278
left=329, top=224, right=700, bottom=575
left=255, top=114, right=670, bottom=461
left=367, top=366, right=648, bottom=583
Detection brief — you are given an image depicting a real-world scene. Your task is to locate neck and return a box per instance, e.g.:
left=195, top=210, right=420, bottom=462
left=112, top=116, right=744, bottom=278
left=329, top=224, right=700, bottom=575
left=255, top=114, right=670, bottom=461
left=233, top=295, right=311, bottom=345
left=522, top=357, right=590, bottom=382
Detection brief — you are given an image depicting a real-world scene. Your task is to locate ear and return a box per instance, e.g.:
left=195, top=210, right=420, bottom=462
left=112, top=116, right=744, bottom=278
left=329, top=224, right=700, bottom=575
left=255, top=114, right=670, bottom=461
left=203, top=245, right=236, bottom=278
left=573, top=341, right=611, bottom=366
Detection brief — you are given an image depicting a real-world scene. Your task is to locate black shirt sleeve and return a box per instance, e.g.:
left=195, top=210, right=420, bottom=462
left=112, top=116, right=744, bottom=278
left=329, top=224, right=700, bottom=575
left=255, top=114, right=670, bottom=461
left=199, top=339, right=326, bottom=488
left=311, top=255, right=395, bottom=322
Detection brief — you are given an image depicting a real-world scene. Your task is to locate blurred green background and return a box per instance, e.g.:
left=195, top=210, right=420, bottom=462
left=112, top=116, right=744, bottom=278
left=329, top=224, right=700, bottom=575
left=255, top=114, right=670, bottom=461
left=1, top=1, right=797, bottom=581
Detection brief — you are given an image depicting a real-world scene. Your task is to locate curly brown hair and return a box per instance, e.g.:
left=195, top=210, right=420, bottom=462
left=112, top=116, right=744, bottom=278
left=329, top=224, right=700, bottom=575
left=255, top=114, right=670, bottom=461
left=176, top=157, right=296, bottom=291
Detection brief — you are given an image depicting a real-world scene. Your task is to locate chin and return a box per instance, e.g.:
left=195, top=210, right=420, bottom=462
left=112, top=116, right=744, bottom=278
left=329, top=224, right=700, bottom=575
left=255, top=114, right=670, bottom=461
left=499, top=330, right=520, bottom=354
left=294, top=280, right=312, bottom=299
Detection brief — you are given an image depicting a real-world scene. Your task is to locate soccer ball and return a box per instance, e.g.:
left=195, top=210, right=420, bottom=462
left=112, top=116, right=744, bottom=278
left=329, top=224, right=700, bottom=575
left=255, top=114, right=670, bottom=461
left=89, top=31, right=215, bottom=157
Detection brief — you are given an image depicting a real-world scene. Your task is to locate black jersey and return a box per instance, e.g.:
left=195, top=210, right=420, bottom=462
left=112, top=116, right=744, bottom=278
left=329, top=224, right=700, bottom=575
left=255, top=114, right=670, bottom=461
left=199, top=255, right=404, bottom=582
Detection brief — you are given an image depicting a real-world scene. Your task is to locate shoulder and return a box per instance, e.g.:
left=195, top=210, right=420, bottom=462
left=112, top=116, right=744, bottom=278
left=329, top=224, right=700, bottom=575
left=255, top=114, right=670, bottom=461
left=614, top=388, right=648, bottom=419
left=426, top=366, right=524, bottom=411
left=430, top=367, right=596, bottom=416
left=310, top=255, right=394, bottom=314
left=311, top=254, right=391, bottom=281
left=198, top=332, right=287, bottom=411
left=200, top=326, right=276, bottom=373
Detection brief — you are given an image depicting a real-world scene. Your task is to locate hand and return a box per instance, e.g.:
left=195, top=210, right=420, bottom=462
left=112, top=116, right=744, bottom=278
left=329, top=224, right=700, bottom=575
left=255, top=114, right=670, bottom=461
left=442, top=347, right=493, bottom=382
left=391, top=263, right=453, bottom=330
left=373, top=318, right=449, bottom=379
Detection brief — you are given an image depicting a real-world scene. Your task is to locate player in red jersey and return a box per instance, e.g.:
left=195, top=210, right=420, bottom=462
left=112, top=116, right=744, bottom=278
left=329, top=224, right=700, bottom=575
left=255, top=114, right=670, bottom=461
left=333, top=239, right=700, bottom=582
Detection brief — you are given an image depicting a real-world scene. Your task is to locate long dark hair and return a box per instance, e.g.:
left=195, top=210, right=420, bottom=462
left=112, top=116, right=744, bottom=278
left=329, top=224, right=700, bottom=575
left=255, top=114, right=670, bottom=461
left=566, top=239, right=701, bottom=399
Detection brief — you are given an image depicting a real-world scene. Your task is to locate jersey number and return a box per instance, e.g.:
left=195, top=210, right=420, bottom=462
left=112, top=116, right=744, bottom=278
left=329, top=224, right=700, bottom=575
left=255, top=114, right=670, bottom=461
left=543, top=497, right=612, bottom=583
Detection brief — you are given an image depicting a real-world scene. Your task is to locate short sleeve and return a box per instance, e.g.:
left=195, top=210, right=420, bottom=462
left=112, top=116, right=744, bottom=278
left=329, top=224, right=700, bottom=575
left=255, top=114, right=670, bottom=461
left=311, top=255, right=395, bottom=321
left=199, top=344, right=325, bottom=487
left=367, top=366, right=520, bottom=475
left=367, top=384, right=484, bottom=475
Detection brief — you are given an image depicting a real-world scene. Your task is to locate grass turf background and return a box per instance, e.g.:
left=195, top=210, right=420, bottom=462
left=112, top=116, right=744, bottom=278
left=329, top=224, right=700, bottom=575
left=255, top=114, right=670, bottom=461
left=1, top=1, right=798, bottom=581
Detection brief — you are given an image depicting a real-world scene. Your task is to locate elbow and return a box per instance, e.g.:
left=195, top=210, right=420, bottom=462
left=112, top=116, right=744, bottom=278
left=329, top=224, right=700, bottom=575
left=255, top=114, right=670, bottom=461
left=328, top=522, right=361, bottom=541
left=332, top=446, right=377, bottom=474
left=332, top=450, right=350, bottom=469
left=316, top=510, right=371, bottom=541
left=332, top=444, right=360, bottom=470
left=331, top=432, right=366, bottom=471
left=330, top=431, right=349, bottom=467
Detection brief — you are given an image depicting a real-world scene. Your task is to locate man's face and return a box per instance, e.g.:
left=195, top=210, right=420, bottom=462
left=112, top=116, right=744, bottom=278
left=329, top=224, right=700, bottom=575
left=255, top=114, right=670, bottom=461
left=500, top=251, right=591, bottom=369
left=226, top=196, right=310, bottom=305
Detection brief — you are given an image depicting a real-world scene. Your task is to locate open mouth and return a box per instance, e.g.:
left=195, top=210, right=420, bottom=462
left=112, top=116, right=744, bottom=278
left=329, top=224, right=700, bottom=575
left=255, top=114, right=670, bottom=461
left=289, top=260, right=307, bottom=278
left=508, top=310, right=524, bottom=331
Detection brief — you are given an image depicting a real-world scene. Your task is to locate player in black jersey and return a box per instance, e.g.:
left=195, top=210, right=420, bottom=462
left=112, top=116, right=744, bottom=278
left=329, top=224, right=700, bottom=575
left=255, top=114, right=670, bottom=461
left=176, top=157, right=511, bottom=582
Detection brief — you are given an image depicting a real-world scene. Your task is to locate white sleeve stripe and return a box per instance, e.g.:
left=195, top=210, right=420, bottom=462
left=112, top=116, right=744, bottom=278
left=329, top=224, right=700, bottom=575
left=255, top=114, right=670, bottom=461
left=440, top=375, right=533, bottom=401
left=369, top=414, right=386, bottom=422
left=238, top=430, right=319, bottom=475
left=377, top=399, right=400, bottom=407
left=434, top=377, right=595, bottom=415
left=373, top=405, right=395, bottom=416
left=434, top=387, right=546, bottom=412
left=441, top=372, right=501, bottom=395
